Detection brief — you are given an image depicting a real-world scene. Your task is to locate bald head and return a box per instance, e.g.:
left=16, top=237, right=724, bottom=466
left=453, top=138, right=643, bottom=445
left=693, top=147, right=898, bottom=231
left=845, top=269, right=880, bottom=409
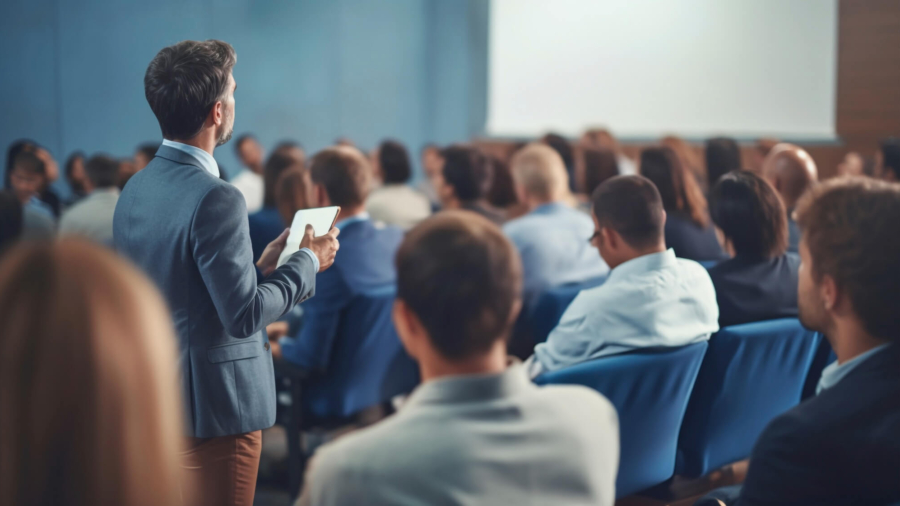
left=762, top=143, right=818, bottom=209
left=509, top=143, right=569, bottom=205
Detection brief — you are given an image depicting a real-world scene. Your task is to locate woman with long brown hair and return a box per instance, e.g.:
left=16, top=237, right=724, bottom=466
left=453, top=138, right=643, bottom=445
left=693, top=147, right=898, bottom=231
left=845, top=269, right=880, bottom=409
left=640, top=146, right=726, bottom=262
left=0, top=240, right=187, bottom=506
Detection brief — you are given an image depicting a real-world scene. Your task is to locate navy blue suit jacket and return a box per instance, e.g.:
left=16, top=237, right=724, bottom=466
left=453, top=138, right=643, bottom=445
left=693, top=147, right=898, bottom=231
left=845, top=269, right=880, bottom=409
left=114, top=145, right=317, bottom=437
left=248, top=206, right=285, bottom=263
left=738, top=343, right=900, bottom=506
left=708, top=253, right=800, bottom=327
left=664, top=213, right=727, bottom=262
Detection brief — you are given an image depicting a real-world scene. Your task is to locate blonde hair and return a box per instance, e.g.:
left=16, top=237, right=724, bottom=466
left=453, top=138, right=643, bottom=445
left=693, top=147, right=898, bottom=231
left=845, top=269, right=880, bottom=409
left=0, top=240, right=186, bottom=506
left=510, top=143, right=569, bottom=202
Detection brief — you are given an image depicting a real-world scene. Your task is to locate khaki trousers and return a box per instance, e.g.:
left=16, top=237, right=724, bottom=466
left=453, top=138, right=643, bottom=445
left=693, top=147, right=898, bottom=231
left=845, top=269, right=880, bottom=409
left=182, top=430, right=262, bottom=506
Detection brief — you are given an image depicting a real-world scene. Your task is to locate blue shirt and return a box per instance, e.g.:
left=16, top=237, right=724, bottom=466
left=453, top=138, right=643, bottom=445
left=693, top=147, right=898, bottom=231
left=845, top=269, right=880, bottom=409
left=503, top=202, right=609, bottom=305
left=530, top=249, right=719, bottom=376
left=816, top=343, right=891, bottom=394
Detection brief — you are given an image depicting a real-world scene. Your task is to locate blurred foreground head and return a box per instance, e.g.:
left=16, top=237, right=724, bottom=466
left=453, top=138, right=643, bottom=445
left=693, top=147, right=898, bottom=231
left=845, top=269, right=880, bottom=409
left=0, top=240, right=185, bottom=506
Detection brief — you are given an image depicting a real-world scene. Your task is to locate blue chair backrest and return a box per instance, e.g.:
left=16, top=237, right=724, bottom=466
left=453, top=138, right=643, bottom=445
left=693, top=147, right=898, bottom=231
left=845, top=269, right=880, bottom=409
left=302, top=285, right=419, bottom=420
left=531, top=275, right=607, bottom=344
left=535, top=342, right=708, bottom=498
left=676, top=318, right=823, bottom=478
left=698, top=260, right=720, bottom=269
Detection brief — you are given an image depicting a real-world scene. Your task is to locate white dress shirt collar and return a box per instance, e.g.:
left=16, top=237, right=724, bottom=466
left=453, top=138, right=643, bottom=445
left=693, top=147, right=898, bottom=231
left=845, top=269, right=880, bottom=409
left=607, top=248, right=677, bottom=283
left=161, top=139, right=220, bottom=178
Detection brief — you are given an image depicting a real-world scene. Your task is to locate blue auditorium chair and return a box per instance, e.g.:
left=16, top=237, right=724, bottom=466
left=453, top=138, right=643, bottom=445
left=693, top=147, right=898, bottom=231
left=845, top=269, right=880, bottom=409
left=698, top=260, right=720, bottom=269
left=279, top=285, right=420, bottom=497
left=535, top=342, right=708, bottom=498
left=676, top=318, right=823, bottom=478
left=530, top=275, right=607, bottom=344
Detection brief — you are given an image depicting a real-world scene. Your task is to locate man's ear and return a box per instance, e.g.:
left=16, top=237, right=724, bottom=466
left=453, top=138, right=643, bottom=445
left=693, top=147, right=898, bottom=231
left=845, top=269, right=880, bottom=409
left=210, top=100, right=224, bottom=128
left=393, top=299, right=422, bottom=360
left=820, top=274, right=838, bottom=312
left=313, top=184, right=330, bottom=208
left=601, top=226, right=618, bottom=250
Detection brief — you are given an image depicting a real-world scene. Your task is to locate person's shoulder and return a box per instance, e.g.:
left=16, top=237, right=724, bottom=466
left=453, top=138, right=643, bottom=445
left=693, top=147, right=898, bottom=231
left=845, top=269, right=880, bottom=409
left=534, top=383, right=616, bottom=415
left=311, top=412, right=414, bottom=477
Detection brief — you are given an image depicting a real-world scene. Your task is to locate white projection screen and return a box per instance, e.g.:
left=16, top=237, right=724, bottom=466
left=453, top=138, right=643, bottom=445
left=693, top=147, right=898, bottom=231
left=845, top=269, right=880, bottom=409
left=487, top=0, right=839, bottom=140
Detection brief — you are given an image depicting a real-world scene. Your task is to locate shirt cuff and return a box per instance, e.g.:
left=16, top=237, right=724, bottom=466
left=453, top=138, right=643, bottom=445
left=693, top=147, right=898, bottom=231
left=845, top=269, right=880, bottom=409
left=299, top=248, right=320, bottom=272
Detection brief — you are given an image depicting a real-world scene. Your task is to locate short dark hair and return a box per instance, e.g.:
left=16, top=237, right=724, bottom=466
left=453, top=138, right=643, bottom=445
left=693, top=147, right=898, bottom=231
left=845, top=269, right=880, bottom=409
left=144, top=40, right=236, bottom=140
left=136, top=143, right=159, bottom=160
left=439, top=145, right=491, bottom=202
left=796, top=178, right=900, bottom=342
left=641, top=146, right=709, bottom=227
left=5, top=140, right=37, bottom=190
left=378, top=140, right=412, bottom=184
left=263, top=152, right=298, bottom=208
left=880, top=137, right=900, bottom=179
left=396, top=211, right=522, bottom=360
left=234, top=134, right=255, bottom=155
left=705, top=137, right=742, bottom=187
left=487, top=156, right=518, bottom=209
left=12, top=152, right=46, bottom=178
left=84, top=155, right=120, bottom=189
left=710, top=171, right=787, bottom=259
left=583, top=147, right=619, bottom=196
left=542, top=133, right=576, bottom=191
left=592, top=175, right=665, bottom=249
left=309, top=147, right=371, bottom=208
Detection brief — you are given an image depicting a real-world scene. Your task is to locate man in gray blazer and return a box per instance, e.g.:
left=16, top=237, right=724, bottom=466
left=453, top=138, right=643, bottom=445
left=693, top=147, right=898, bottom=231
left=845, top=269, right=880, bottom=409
left=114, top=39, right=339, bottom=506
left=301, top=211, right=619, bottom=506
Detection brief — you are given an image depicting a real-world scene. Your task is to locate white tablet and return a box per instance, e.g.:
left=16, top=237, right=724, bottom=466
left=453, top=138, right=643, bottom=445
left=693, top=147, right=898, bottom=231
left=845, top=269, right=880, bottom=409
left=276, top=206, right=341, bottom=267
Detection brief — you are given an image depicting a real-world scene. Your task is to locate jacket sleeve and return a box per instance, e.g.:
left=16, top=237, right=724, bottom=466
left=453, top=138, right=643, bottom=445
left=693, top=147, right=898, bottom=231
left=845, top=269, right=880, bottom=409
left=280, top=265, right=352, bottom=371
left=192, top=183, right=317, bottom=338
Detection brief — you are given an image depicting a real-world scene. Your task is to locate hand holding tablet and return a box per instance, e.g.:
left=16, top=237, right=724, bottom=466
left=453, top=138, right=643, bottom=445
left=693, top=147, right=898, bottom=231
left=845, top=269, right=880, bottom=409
left=276, top=206, right=341, bottom=268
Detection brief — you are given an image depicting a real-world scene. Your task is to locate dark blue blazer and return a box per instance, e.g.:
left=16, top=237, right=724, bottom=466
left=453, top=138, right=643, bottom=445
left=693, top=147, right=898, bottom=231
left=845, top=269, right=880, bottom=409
left=787, top=214, right=801, bottom=253
left=708, top=253, right=800, bottom=327
left=738, top=343, right=900, bottom=506
left=114, top=145, right=317, bottom=438
left=664, top=213, right=727, bottom=262
left=248, top=206, right=286, bottom=263
left=281, top=218, right=403, bottom=372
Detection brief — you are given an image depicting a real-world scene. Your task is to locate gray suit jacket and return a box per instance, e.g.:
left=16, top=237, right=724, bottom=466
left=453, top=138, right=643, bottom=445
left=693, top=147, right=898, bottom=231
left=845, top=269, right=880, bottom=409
left=114, top=144, right=317, bottom=438
left=305, top=365, right=619, bottom=505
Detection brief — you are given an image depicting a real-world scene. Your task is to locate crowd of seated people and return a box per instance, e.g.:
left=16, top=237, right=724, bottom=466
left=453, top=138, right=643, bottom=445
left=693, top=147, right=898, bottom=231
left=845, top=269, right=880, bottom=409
left=3, top=126, right=900, bottom=506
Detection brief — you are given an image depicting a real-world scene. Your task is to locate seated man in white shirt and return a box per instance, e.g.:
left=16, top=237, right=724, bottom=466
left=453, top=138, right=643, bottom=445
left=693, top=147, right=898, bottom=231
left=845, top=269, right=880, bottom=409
left=59, top=154, right=121, bottom=246
left=230, top=134, right=265, bottom=212
left=302, top=211, right=619, bottom=506
left=528, top=175, right=719, bottom=377
left=366, top=140, right=431, bottom=230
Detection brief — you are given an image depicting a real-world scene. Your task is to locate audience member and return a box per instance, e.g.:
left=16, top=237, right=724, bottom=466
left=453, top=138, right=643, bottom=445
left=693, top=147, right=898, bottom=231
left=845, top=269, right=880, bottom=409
left=5, top=140, right=62, bottom=217
left=63, top=151, right=88, bottom=203
left=272, top=140, right=306, bottom=166
left=641, top=147, right=726, bottom=262
left=875, top=136, right=900, bottom=182
left=581, top=128, right=637, bottom=175
left=59, top=154, right=121, bottom=245
left=418, top=143, right=443, bottom=206
left=117, top=39, right=339, bottom=506
left=737, top=178, right=900, bottom=506
left=277, top=146, right=402, bottom=368
left=747, top=137, right=780, bottom=174
left=117, top=158, right=137, bottom=189
left=436, top=145, right=504, bottom=224
left=583, top=146, right=620, bottom=196
left=8, top=151, right=55, bottom=240
left=542, top=133, right=577, bottom=192
left=503, top=143, right=609, bottom=306
left=0, top=191, right=22, bottom=253
left=486, top=155, right=519, bottom=211
left=761, top=143, right=817, bottom=253
left=134, top=142, right=159, bottom=171
left=231, top=134, right=266, bottom=212
left=707, top=171, right=799, bottom=327
left=366, top=140, right=431, bottom=230
left=302, top=211, right=619, bottom=506
left=274, top=166, right=312, bottom=226
left=0, top=240, right=186, bottom=506
left=248, top=151, right=299, bottom=262
left=662, top=135, right=704, bottom=186
left=528, top=175, right=718, bottom=377
left=705, top=136, right=742, bottom=189
left=836, top=151, right=864, bottom=178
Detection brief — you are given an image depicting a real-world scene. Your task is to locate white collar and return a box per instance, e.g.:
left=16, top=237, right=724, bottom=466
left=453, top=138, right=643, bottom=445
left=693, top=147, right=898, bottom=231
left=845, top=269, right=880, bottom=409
left=161, top=139, right=220, bottom=178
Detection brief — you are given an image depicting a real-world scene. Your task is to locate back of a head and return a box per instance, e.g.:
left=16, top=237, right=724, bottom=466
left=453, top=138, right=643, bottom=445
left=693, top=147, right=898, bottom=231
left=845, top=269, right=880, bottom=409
left=263, top=150, right=301, bottom=208
left=396, top=212, right=523, bottom=361
left=84, top=154, right=120, bottom=190
left=583, top=147, right=620, bottom=196
left=880, top=137, right=900, bottom=180
left=275, top=165, right=311, bottom=225
left=378, top=140, right=412, bottom=185
left=640, top=146, right=708, bottom=227
left=705, top=137, right=742, bottom=188
left=510, top=143, right=569, bottom=202
left=763, top=144, right=818, bottom=206
left=487, top=156, right=518, bottom=209
left=144, top=39, right=236, bottom=140
left=440, top=145, right=491, bottom=203
left=795, top=178, right=900, bottom=342
left=0, top=191, right=22, bottom=253
left=309, top=146, right=371, bottom=208
left=12, top=151, right=46, bottom=179
left=273, top=141, right=305, bottom=164
left=710, top=171, right=787, bottom=259
left=592, top=175, right=665, bottom=250
left=541, top=133, right=576, bottom=190
left=0, top=240, right=184, bottom=506
left=5, top=140, right=36, bottom=184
